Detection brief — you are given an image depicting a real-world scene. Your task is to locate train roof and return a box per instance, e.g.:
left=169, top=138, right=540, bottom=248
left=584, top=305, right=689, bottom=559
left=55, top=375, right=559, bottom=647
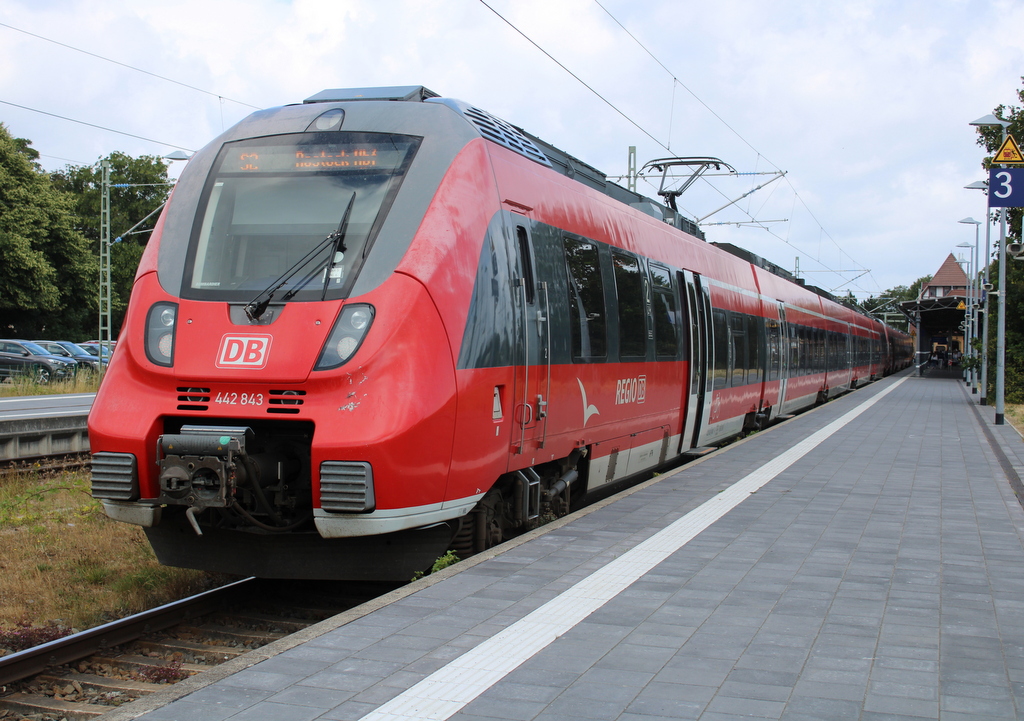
left=306, top=85, right=706, bottom=241
left=164, top=85, right=898, bottom=334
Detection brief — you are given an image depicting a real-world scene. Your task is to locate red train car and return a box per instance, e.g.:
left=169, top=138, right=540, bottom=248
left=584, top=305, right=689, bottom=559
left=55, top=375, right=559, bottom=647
left=88, top=86, right=912, bottom=580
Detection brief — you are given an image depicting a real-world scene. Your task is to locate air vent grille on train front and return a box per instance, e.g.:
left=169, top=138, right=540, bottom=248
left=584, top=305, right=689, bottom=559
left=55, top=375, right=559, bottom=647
left=176, top=387, right=210, bottom=411
left=462, top=107, right=552, bottom=167
left=268, top=389, right=306, bottom=414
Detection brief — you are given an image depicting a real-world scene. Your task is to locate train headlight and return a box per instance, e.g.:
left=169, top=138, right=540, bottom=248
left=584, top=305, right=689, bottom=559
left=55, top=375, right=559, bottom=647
left=315, top=304, right=374, bottom=370
left=145, top=302, right=178, bottom=367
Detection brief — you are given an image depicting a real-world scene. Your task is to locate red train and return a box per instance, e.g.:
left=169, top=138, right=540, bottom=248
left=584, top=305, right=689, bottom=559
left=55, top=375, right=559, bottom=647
left=89, top=86, right=912, bottom=580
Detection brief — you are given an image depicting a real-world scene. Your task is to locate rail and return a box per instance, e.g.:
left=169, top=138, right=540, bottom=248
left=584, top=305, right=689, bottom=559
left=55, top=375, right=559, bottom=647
left=0, top=577, right=255, bottom=686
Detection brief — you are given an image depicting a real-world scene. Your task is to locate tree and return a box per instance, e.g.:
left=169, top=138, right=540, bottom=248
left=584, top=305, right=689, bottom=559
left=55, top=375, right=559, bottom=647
left=974, top=76, right=1024, bottom=245
left=974, top=76, right=1024, bottom=401
left=50, top=152, right=172, bottom=335
left=0, top=123, right=94, bottom=338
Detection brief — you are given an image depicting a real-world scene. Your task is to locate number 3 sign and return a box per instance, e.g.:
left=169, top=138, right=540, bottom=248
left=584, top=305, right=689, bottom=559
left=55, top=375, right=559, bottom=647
left=989, top=168, right=1024, bottom=208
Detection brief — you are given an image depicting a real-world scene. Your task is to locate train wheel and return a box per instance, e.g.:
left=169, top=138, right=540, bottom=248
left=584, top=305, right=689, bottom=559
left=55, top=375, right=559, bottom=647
left=449, top=487, right=505, bottom=558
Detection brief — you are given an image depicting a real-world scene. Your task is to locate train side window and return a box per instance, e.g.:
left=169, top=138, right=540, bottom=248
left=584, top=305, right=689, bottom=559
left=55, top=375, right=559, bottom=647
left=766, top=319, right=780, bottom=382
left=789, top=323, right=799, bottom=375
left=516, top=226, right=535, bottom=305
left=747, top=315, right=763, bottom=384
left=799, top=326, right=809, bottom=375
left=612, top=252, right=646, bottom=359
left=563, top=238, right=607, bottom=359
left=649, top=264, right=680, bottom=359
left=730, top=313, right=747, bottom=387
left=712, top=308, right=729, bottom=390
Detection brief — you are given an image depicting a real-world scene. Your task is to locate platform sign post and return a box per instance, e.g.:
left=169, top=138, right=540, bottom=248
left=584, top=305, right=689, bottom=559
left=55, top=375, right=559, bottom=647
left=987, top=133, right=1023, bottom=425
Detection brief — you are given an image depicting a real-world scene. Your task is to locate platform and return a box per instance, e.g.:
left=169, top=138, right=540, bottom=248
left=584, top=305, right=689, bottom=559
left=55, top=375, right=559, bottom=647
left=108, top=370, right=1024, bottom=721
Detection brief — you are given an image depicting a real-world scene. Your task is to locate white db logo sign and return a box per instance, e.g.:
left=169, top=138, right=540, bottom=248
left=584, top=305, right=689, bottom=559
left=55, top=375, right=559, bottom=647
left=216, top=335, right=272, bottom=368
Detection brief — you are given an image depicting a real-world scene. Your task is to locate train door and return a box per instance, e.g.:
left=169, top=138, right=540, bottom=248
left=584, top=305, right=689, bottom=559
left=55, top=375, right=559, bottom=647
left=680, top=270, right=712, bottom=451
left=511, top=222, right=551, bottom=454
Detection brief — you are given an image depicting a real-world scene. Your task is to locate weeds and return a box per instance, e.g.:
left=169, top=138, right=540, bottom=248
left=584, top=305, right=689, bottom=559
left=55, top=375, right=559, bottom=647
left=412, top=550, right=461, bottom=581
left=139, top=660, right=190, bottom=684
left=0, top=620, right=71, bottom=651
left=0, top=467, right=217, bottom=634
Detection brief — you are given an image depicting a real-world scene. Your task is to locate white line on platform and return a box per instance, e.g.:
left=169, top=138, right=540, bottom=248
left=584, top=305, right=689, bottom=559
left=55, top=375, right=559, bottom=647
left=357, top=377, right=909, bottom=721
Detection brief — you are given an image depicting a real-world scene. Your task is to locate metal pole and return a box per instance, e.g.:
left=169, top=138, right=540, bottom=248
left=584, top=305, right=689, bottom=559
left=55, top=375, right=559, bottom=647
left=994, top=120, right=1010, bottom=424
left=99, top=160, right=111, bottom=380
left=996, top=201, right=1007, bottom=424
left=627, top=146, right=636, bottom=193
left=963, top=249, right=971, bottom=385
left=981, top=214, right=991, bottom=405
left=972, top=225, right=979, bottom=393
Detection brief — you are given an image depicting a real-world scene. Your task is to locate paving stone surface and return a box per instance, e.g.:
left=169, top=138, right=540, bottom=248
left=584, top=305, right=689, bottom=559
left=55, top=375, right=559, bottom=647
left=133, top=372, right=1024, bottom=720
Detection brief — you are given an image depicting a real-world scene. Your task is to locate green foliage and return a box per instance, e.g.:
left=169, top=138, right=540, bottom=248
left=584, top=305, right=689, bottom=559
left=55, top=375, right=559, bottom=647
left=51, top=150, right=171, bottom=336
left=975, top=77, right=1024, bottom=402
left=0, top=122, right=171, bottom=339
left=412, top=550, right=461, bottom=580
left=0, top=123, right=88, bottom=334
left=974, top=76, right=1024, bottom=245
left=430, top=550, right=460, bottom=573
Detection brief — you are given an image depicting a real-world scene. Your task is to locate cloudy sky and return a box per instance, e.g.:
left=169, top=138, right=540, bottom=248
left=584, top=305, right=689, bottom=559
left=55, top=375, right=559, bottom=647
left=1, top=0, right=1021, bottom=299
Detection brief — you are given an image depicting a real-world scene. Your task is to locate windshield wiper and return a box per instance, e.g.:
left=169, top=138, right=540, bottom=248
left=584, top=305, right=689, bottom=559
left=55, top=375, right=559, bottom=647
left=244, top=192, right=357, bottom=323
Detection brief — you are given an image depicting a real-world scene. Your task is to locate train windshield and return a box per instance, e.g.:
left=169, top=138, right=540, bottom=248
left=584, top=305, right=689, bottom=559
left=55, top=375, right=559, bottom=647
left=182, top=132, right=420, bottom=301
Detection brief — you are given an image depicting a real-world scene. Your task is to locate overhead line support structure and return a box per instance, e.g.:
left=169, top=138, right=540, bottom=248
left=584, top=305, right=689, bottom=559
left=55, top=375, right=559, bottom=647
left=99, top=160, right=112, bottom=379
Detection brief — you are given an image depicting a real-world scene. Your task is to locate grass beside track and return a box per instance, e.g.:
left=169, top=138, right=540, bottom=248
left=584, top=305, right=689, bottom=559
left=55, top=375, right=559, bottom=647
left=0, top=468, right=220, bottom=640
left=0, top=374, right=101, bottom=397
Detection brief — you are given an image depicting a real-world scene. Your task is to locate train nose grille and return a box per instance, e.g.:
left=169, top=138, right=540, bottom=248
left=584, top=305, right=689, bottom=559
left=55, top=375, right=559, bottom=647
left=268, top=389, right=306, bottom=414
left=319, top=461, right=375, bottom=513
left=90, top=452, right=139, bottom=501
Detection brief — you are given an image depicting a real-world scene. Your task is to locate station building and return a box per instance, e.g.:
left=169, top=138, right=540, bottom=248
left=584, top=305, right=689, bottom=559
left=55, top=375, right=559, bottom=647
left=899, top=253, right=972, bottom=362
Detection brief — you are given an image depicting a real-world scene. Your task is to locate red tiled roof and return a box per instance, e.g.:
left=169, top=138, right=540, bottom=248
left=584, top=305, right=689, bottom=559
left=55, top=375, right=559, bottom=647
left=922, top=253, right=968, bottom=291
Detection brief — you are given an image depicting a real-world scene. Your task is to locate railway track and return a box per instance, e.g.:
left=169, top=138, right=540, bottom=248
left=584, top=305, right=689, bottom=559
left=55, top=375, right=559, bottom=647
left=0, top=576, right=397, bottom=720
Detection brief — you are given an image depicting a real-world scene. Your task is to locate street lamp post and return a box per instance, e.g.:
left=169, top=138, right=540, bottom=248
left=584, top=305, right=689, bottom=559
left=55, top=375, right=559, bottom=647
left=958, top=220, right=981, bottom=393
left=970, top=114, right=1012, bottom=424
left=955, top=242, right=973, bottom=386
left=965, top=182, right=992, bottom=405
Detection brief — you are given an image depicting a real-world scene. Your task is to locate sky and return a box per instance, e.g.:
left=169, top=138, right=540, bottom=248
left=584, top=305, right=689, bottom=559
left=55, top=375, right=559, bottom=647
left=1, top=0, right=1021, bottom=300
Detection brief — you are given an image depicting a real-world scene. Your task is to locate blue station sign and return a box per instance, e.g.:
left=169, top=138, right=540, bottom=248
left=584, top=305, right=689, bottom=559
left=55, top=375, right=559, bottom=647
left=989, top=167, right=1024, bottom=208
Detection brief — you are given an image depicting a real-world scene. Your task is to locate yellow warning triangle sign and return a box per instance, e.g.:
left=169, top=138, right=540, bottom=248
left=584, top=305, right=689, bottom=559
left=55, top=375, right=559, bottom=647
left=994, top=134, right=1024, bottom=165
left=957, top=301, right=967, bottom=310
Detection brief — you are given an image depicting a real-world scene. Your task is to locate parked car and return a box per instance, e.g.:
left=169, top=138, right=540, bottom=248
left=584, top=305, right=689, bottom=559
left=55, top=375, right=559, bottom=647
left=78, top=342, right=115, bottom=361
left=33, top=340, right=107, bottom=372
left=0, top=340, right=79, bottom=384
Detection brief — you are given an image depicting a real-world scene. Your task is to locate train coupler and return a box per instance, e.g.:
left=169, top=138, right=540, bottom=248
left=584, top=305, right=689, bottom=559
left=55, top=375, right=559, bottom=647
left=156, top=425, right=254, bottom=534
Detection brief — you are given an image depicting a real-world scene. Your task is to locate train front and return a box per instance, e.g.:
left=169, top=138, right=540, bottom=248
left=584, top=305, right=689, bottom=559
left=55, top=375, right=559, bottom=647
left=88, top=88, right=486, bottom=580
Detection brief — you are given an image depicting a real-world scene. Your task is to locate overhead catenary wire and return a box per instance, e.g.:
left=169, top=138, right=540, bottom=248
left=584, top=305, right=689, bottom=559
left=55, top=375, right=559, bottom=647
left=0, top=21, right=260, bottom=111
left=476, top=0, right=668, bottom=151
left=0, top=99, right=196, bottom=153
left=481, top=0, right=877, bottom=295
left=591, top=0, right=879, bottom=295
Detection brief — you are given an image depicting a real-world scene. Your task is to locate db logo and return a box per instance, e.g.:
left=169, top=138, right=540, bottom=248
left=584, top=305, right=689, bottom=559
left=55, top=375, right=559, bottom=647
left=216, top=335, right=272, bottom=369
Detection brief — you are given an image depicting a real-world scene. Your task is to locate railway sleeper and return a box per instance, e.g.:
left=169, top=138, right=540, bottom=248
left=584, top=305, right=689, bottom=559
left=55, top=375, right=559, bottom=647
left=208, top=610, right=313, bottom=634
left=90, top=653, right=209, bottom=676
left=174, top=622, right=285, bottom=646
left=134, top=638, right=244, bottom=664
left=37, top=670, right=162, bottom=696
left=0, top=691, right=106, bottom=720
